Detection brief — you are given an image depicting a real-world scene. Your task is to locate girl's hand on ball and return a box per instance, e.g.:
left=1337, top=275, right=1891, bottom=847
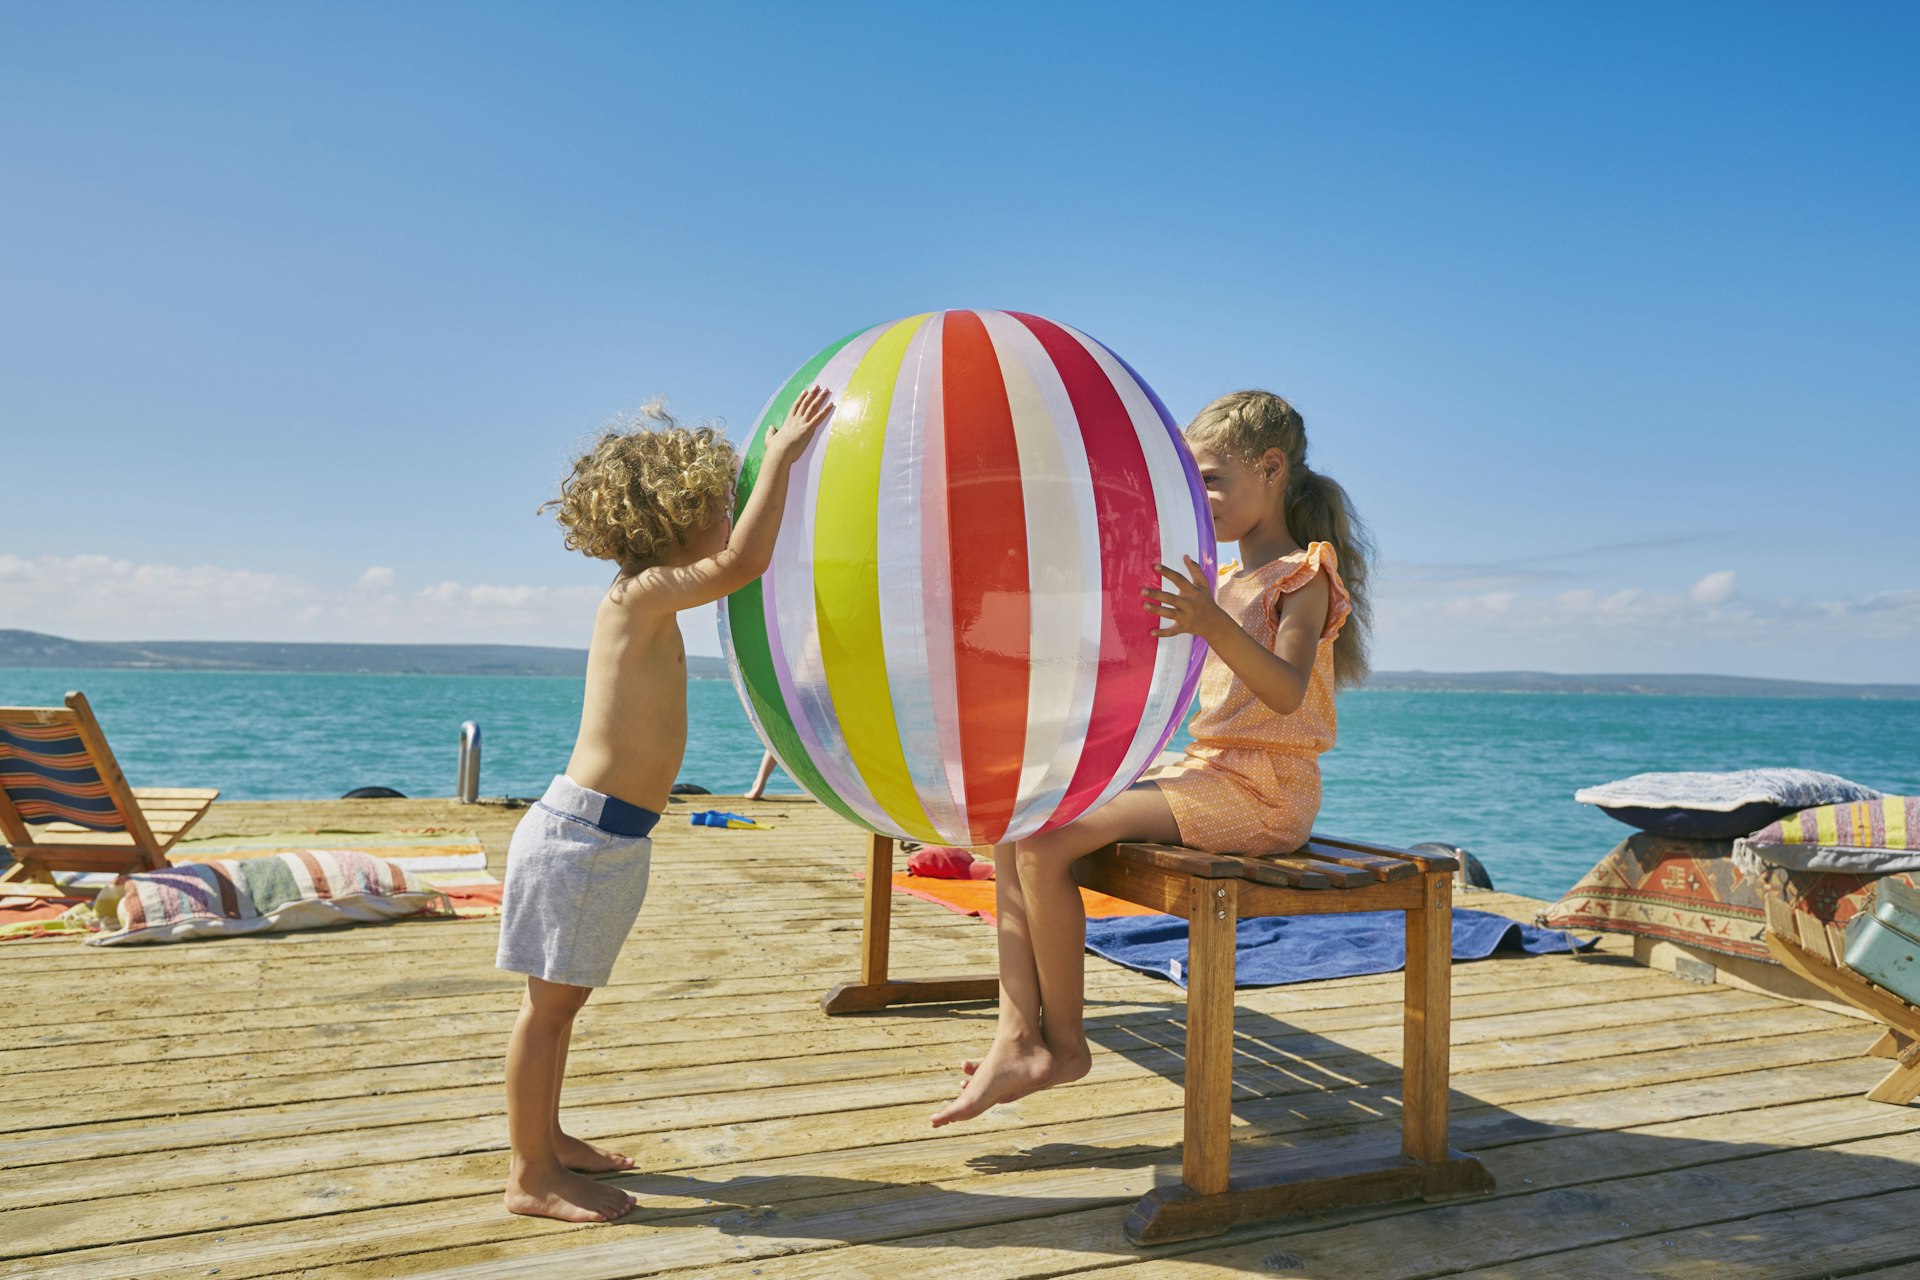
left=1143, top=557, right=1226, bottom=641
left=768, top=385, right=834, bottom=463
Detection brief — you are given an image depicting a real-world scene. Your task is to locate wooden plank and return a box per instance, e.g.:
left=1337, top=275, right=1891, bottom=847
left=1109, top=843, right=1247, bottom=879
left=1212, top=853, right=1329, bottom=890
left=7, top=1053, right=1902, bottom=1276
left=1311, top=832, right=1459, bottom=872
left=858, top=832, right=892, bottom=986
left=1768, top=932, right=1920, bottom=1031
left=1868, top=1028, right=1908, bottom=1059
left=1236, top=877, right=1426, bottom=918
left=1420, top=1185, right=1920, bottom=1280
left=1127, top=1149, right=1491, bottom=1245
left=1796, top=908, right=1834, bottom=963
left=1180, top=876, right=1238, bottom=1197
left=1073, top=855, right=1188, bottom=914
left=1254, top=853, right=1373, bottom=888
left=1296, top=840, right=1420, bottom=881
left=1401, top=871, right=1453, bottom=1166
left=0, top=1002, right=1852, bottom=1184
left=1058, top=1147, right=1920, bottom=1280
left=4, top=979, right=1755, bottom=1113
left=4, top=1057, right=1897, bottom=1268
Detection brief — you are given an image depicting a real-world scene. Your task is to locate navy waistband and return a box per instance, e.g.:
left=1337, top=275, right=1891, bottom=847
left=539, top=776, right=660, bottom=838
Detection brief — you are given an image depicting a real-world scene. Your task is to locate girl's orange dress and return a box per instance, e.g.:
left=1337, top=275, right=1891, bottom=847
left=1152, top=540, right=1351, bottom=855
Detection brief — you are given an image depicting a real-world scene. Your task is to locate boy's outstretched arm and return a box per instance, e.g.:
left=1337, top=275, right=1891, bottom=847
left=636, top=386, right=834, bottom=611
left=1143, top=556, right=1329, bottom=715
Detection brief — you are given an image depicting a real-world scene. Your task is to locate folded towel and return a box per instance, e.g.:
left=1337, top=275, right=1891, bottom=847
left=1085, top=908, right=1594, bottom=988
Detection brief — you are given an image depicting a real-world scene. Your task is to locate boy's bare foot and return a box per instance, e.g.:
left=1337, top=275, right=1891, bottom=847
left=931, top=1037, right=1054, bottom=1127
left=555, top=1131, right=634, bottom=1172
left=504, top=1163, right=635, bottom=1222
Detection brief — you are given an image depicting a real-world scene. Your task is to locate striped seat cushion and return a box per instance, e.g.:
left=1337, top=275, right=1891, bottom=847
left=90, top=849, right=454, bottom=946
left=0, top=722, right=125, bottom=830
left=1736, top=796, right=1920, bottom=874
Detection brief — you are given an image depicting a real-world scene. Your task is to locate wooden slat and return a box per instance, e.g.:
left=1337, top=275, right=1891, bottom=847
left=1258, top=854, right=1373, bottom=889
left=1297, top=840, right=1420, bottom=882
left=1216, top=854, right=1330, bottom=890
left=127, top=789, right=221, bottom=802
left=1795, top=909, right=1834, bottom=963
left=16, top=829, right=138, bottom=849
left=1073, top=855, right=1188, bottom=915
left=1310, top=831, right=1459, bottom=871
left=1236, top=876, right=1426, bottom=918
left=1110, top=843, right=1248, bottom=879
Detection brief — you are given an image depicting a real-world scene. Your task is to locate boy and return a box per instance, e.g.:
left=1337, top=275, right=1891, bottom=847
left=497, top=386, right=834, bottom=1221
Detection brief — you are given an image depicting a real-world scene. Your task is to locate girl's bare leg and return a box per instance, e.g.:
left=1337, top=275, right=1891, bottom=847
left=503, top=977, right=636, bottom=1221
left=933, top=786, right=1180, bottom=1125
left=931, top=843, right=1056, bottom=1126
left=1017, top=785, right=1179, bottom=1088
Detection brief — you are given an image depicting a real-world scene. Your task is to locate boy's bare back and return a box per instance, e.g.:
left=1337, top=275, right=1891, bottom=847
left=544, top=386, right=835, bottom=813
left=566, top=582, right=695, bottom=813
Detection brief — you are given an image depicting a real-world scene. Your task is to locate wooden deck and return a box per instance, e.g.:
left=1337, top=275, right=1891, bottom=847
left=5, top=796, right=1919, bottom=1278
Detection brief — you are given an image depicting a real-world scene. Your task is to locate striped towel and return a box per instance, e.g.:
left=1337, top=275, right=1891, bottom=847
left=91, top=849, right=454, bottom=946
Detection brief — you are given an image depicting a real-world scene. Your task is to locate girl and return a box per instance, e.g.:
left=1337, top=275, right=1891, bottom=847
left=933, top=389, right=1373, bottom=1126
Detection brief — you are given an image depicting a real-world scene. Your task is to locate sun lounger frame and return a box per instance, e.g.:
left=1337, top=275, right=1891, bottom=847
left=1763, top=897, right=1920, bottom=1106
left=0, top=691, right=219, bottom=897
left=822, top=832, right=1494, bottom=1243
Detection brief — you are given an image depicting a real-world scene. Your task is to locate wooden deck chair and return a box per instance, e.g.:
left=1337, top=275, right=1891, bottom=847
left=0, top=692, right=219, bottom=898
left=823, top=831, right=1494, bottom=1243
left=1763, top=897, right=1920, bottom=1106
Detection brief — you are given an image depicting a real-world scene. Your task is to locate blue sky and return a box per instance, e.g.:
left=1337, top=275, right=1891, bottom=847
left=3, top=2, right=1916, bottom=679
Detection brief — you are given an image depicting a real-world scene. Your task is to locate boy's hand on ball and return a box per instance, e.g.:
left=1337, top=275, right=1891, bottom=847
left=1143, top=557, right=1226, bottom=641
left=767, top=385, right=834, bottom=463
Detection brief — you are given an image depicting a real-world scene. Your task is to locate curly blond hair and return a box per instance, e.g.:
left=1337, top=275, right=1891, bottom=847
left=541, top=400, right=739, bottom=570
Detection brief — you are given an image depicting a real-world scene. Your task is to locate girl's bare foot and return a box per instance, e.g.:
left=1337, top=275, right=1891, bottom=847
left=961, top=1042, right=1091, bottom=1087
left=555, top=1131, right=633, bottom=1172
left=931, top=1037, right=1054, bottom=1127
left=504, top=1162, right=635, bottom=1222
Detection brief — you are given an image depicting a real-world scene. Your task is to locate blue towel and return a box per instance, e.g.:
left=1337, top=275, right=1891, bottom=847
left=1084, top=908, right=1594, bottom=988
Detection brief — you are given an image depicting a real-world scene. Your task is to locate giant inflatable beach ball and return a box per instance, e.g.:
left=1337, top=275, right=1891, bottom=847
left=720, top=310, right=1214, bottom=847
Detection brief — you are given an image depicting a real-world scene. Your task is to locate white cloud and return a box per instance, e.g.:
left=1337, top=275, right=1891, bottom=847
left=1370, top=560, right=1920, bottom=680
left=0, top=553, right=730, bottom=654
left=1689, top=570, right=1736, bottom=606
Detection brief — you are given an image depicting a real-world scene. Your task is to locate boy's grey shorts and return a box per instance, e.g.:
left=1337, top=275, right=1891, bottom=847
left=495, top=776, right=657, bottom=989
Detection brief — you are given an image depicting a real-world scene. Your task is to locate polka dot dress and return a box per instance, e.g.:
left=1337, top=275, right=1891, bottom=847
left=1154, top=541, right=1351, bottom=855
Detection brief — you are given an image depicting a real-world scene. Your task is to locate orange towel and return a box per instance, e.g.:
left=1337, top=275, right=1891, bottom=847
left=889, top=873, right=1160, bottom=923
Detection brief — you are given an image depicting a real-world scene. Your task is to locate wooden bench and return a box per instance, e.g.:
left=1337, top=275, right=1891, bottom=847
left=822, top=832, right=1495, bottom=1243
left=1763, top=897, right=1920, bottom=1106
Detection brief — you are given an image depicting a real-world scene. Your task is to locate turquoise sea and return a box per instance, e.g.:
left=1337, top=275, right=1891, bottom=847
left=3, top=667, right=1915, bottom=903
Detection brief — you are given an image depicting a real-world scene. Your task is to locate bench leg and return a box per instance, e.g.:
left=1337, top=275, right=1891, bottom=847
left=820, top=832, right=997, bottom=1014
left=1403, top=870, right=1451, bottom=1164
left=1182, top=877, right=1239, bottom=1195
left=1126, top=871, right=1492, bottom=1244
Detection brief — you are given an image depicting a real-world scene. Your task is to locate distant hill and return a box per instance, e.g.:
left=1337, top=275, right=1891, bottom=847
left=1364, top=669, right=1920, bottom=700
left=0, top=629, right=730, bottom=679
left=1, top=631, right=1911, bottom=697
